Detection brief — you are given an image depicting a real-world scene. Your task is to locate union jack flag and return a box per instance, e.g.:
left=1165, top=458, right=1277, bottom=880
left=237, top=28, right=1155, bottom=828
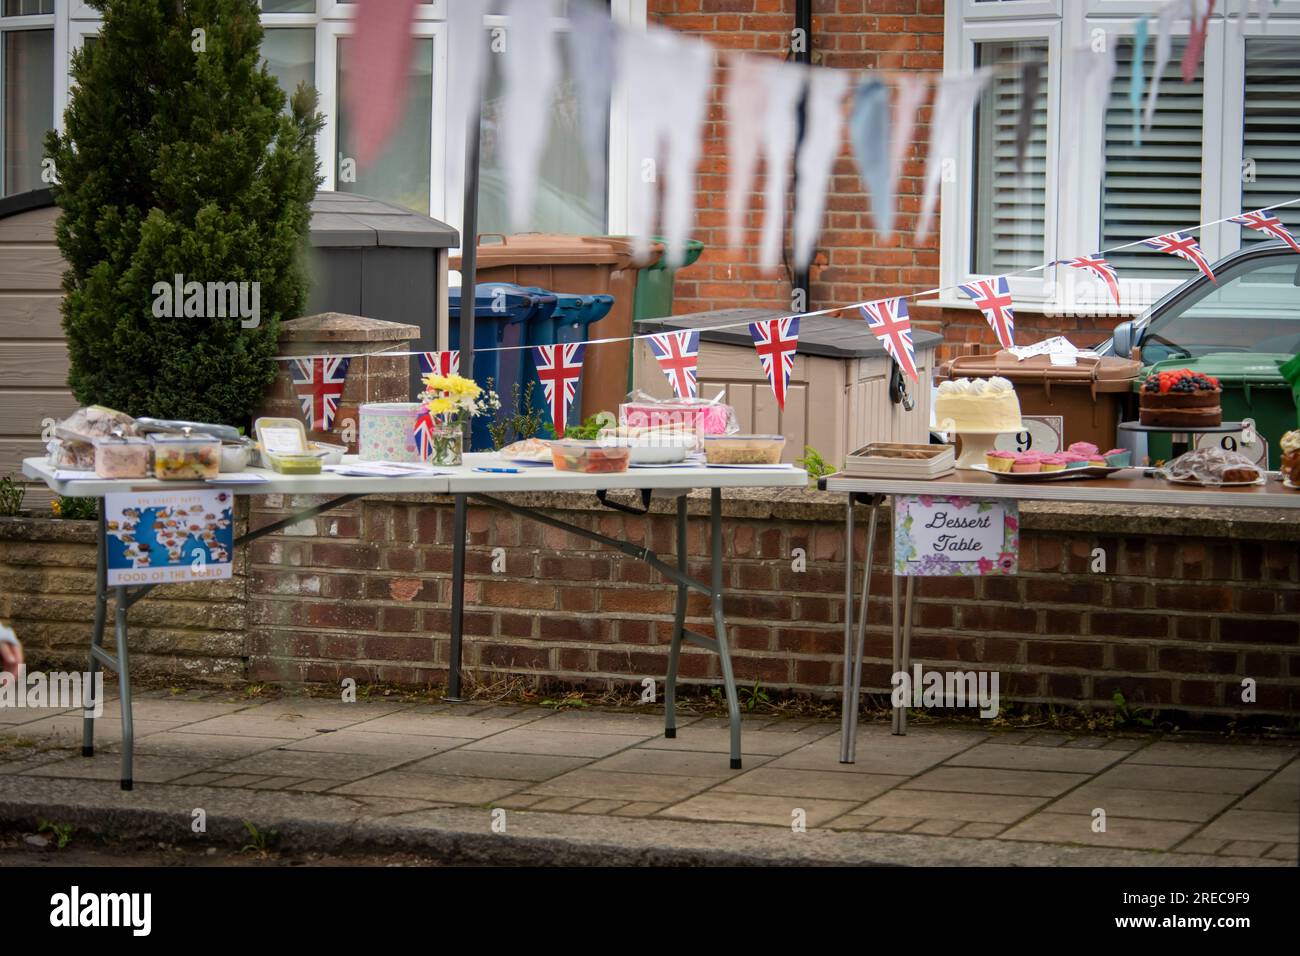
left=957, top=276, right=1016, bottom=349
left=647, top=330, right=700, bottom=399
left=748, top=317, right=800, bottom=411
left=413, top=409, right=435, bottom=460
left=419, top=350, right=461, bottom=377
left=1141, top=232, right=1217, bottom=282
left=1229, top=209, right=1300, bottom=254
left=1061, top=254, right=1121, bottom=307
left=859, top=298, right=918, bottom=383
left=532, top=342, right=586, bottom=435
left=289, top=355, right=350, bottom=431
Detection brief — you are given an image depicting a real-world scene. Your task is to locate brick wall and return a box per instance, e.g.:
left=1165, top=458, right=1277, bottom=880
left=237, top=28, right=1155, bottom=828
left=646, top=0, right=1116, bottom=362
left=238, top=490, right=1298, bottom=718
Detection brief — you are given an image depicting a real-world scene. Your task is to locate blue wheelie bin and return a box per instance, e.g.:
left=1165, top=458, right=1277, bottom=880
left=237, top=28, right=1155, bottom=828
left=448, top=283, right=556, bottom=451
left=520, top=288, right=615, bottom=432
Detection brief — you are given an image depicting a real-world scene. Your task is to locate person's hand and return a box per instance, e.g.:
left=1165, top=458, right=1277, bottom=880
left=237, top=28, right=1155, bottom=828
left=0, top=638, right=21, bottom=680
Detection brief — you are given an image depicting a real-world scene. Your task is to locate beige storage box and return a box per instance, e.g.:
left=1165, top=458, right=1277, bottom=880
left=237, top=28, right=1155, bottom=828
left=633, top=309, right=942, bottom=465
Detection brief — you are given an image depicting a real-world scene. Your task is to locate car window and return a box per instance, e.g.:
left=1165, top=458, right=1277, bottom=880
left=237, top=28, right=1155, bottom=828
left=1142, top=254, right=1300, bottom=361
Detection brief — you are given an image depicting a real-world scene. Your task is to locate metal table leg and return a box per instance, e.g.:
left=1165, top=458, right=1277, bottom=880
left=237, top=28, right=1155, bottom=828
left=841, top=495, right=881, bottom=763
left=892, top=575, right=916, bottom=736
left=113, top=585, right=133, bottom=790
left=665, top=494, right=688, bottom=739
left=446, top=494, right=468, bottom=702
left=709, top=488, right=743, bottom=770
left=83, top=511, right=108, bottom=758
left=839, top=499, right=855, bottom=762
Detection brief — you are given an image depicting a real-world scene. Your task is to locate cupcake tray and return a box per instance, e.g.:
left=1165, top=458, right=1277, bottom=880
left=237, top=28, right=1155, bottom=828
left=972, top=463, right=1126, bottom=482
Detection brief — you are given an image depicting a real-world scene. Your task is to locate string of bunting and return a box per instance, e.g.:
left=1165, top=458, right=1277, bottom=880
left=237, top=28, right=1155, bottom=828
left=276, top=198, right=1300, bottom=433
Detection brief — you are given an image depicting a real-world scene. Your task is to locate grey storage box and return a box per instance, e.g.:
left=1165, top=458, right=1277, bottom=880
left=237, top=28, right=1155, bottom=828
left=307, top=192, right=459, bottom=397
left=634, top=308, right=942, bottom=466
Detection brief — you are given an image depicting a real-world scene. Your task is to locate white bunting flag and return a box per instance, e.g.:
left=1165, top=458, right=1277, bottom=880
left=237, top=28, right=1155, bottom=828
left=916, top=70, right=992, bottom=243
left=793, top=66, right=848, bottom=269
left=725, top=56, right=768, bottom=250
left=757, top=61, right=806, bottom=269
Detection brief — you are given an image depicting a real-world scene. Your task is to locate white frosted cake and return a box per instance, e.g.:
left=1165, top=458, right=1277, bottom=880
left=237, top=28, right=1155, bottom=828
left=933, top=376, right=1023, bottom=433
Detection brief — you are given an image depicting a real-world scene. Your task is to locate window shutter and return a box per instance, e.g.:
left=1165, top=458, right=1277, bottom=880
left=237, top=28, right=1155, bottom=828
left=1241, top=38, right=1300, bottom=246
left=973, top=40, right=1049, bottom=275
left=1103, top=37, right=1204, bottom=278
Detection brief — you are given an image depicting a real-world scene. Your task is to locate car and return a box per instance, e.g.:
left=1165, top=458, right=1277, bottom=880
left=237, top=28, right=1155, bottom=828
left=1097, top=239, right=1300, bottom=469
left=1099, top=239, right=1300, bottom=362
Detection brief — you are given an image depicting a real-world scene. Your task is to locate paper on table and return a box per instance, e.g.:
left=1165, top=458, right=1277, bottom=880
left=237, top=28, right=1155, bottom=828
left=205, top=473, right=270, bottom=484
left=53, top=470, right=98, bottom=481
left=324, top=463, right=447, bottom=478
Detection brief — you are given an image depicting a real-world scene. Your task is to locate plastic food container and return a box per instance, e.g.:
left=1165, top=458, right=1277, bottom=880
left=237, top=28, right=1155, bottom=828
left=265, top=453, right=322, bottom=475
left=359, top=403, right=424, bottom=463
left=597, top=429, right=694, bottom=464
left=219, top=443, right=252, bottom=473
left=702, top=434, right=786, bottom=465
left=93, top=437, right=151, bottom=479
left=148, top=434, right=220, bottom=480
left=620, top=401, right=733, bottom=437
left=550, top=440, right=631, bottom=474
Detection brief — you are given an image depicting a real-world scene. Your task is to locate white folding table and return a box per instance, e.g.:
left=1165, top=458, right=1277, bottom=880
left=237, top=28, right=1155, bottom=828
left=22, top=453, right=807, bottom=787
left=821, top=468, right=1300, bottom=764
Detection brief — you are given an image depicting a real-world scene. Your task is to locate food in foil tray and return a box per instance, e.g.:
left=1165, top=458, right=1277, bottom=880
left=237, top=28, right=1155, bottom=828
left=1160, top=447, right=1262, bottom=486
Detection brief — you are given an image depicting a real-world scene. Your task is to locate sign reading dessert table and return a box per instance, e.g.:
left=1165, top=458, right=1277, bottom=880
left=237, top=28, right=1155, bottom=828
left=104, top=490, right=234, bottom=586
left=893, top=495, right=1019, bottom=576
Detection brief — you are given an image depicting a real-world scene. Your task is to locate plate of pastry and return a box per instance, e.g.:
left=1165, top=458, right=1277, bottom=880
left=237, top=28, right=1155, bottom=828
left=1158, top=447, right=1264, bottom=487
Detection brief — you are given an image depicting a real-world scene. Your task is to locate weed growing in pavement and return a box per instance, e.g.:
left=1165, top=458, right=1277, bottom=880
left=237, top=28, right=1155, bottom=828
left=241, top=821, right=279, bottom=856
left=38, top=821, right=76, bottom=849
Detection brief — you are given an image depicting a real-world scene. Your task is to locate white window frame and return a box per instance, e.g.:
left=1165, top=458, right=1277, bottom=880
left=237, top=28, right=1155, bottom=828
left=0, top=2, right=58, bottom=195
left=932, top=0, right=1300, bottom=318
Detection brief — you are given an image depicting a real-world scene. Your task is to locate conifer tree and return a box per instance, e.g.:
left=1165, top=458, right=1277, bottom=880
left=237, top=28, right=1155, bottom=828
left=46, top=0, right=323, bottom=425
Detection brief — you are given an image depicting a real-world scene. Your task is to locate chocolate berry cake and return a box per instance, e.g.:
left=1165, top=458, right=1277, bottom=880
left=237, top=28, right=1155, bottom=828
left=1138, top=369, right=1222, bottom=427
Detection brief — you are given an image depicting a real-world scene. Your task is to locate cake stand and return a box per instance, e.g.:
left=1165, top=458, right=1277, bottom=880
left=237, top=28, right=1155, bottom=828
left=1117, top=420, right=1245, bottom=461
left=942, top=424, right=1026, bottom=470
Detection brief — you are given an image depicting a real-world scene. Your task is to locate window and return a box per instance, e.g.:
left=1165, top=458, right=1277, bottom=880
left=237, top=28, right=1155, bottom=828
left=944, top=4, right=1300, bottom=315
left=262, top=28, right=316, bottom=106
left=1, top=28, right=53, bottom=196
left=973, top=39, right=1049, bottom=274
left=3, top=1, right=53, bottom=15
left=336, top=36, right=433, bottom=214
left=1103, top=36, right=1203, bottom=277
left=1241, top=36, right=1300, bottom=245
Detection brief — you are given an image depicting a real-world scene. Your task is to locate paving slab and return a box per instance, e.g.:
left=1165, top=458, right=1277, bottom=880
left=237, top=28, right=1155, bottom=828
left=279, top=730, right=472, bottom=761
left=639, top=727, right=829, bottom=756
left=589, top=747, right=769, bottom=779
left=1044, top=785, right=1237, bottom=823
left=330, top=771, right=526, bottom=804
left=901, top=766, right=1088, bottom=798
left=1000, top=813, right=1198, bottom=851
left=0, top=705, right=76, bottom=726
left=464, top=728, right=650, bottom=758
left=404, top=750, right=590, bottom=782
left=659, top=792, right=859, bottom=828
left=1265, top=844, right=1298, bottom=862
left=1233, top=780, right=1300, bottom=814
left=20, top=752, right=210, bottom=785
left=96, top=699, right=250, bottom=724
left=713, top=767, right=905, bottom=802
left=529, top=710, right=690, bottom=735
left=7, top=715, right=180, bottom=745
left=126, top=730, right=294, bottom=761
left=769, top=736, right=971, bottom=776
left=331, top=713, right=531, bottom=739
left=855, top=789, right=1047, bottom=824
left=170, top=712, right=361, bottom=740
left=529, top=768, right=716, bottom=803
left=212, top=748, right=414, bottom=780
left=1198, top=810, right=1298, bottom=844
left=946, top=742, right=1124, bottom=774
left=1091, top=763, right=1269, bottom=795
left=1123, top=741, right=1298, bottom=771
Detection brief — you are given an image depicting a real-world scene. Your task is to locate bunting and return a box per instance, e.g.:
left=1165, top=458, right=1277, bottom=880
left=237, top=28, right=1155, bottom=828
left=502, top=0, right=559, bottom=230
left=860, top=298, right=919, bottom=384
left=567, top=2, right=620, bottom=209
left=413, top=410, right=436, bottom=461
left=419, top=350, right=461, bottom=378
left=1231, top=210, right=1300, bottom=253
left=1061, top=254, right=1122, bottom=307
left=848, top=79, right=894, bottom=237
left=917, top=70, right=992, bottom=242
left=533, top=343, right=586, bottom=435
left=1142, top=232, right=1217, bottom=281
left=749, top=317, right=800, bottom=411
left=647, top=330, right=700, bottom=399
left=289, top=356, right=351, bottom=432
left=958, top=276, right=1017, bottom=349
left=794, top=67, right=849, bottom=269
left=1131, top=18, right=1148, bottom=147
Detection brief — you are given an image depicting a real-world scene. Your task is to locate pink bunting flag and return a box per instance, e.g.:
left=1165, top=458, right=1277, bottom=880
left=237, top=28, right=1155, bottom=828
left=1182, top=0, right=1215, bottom=84
left=859, top=298, right=919, bottom=384
left=1141, top=233, right=1217, bottom=282
left=532, top=343, right=586, bottom=435
left=748, top=317, right=800, bottom=411
left=1230, top=210, right=1300, bottom=254
left=1061, top=254, right=1122, bottom=308
left=345, top=0, right=422, bottom=169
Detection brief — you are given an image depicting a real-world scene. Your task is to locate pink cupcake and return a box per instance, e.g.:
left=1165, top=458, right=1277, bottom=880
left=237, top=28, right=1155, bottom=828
left=1011, top=454, right=1041, bottom=473
left=1060, top=452, right=1089, bottom=469
left=986, top=450, right=1017, bottom=473
left=1039, top=454, right=1067, bottom=472
left=1068, top=442, right=1099, bottom=458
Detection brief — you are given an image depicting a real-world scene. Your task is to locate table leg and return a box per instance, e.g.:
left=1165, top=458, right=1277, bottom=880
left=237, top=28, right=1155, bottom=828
left=446, top=494, right=468, bottom=702
left=709, top=488, right=742, bottom=770
left=897, top=575, right=915, bottom=735
left=113, top=585, right=133, bottom=790
left=890, top=573, right=902, bottom=735
left=665, top=493, right=688, bottom=739
left=83, top=511, right=108, bottom=758
left=842, top=496, right=880, bottom=763
left=838, top=499, right=855, bottom=762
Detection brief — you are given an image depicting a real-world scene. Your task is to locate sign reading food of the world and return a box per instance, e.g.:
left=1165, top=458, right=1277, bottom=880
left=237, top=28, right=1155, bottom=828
left=104, top=490, right=234, bottom=585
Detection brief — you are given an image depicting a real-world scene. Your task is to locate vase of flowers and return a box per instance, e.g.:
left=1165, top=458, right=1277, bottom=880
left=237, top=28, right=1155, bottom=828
left=416, top=373, right=499, bottom=466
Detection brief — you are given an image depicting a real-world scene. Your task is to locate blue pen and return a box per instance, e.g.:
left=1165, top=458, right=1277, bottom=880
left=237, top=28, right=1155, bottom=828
left=474, top=466, right=521, bottom=474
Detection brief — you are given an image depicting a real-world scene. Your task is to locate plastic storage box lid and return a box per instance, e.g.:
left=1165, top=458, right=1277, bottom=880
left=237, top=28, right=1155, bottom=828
left=635, top=308, right=943, bottom=359
left=451, top=234, right=660, bottom=270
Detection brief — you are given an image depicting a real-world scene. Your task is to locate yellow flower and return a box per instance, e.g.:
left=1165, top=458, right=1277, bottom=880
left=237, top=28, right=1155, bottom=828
left=50, top=499, right=62, bottom=517
left=425, top=397, right=455, bottom=417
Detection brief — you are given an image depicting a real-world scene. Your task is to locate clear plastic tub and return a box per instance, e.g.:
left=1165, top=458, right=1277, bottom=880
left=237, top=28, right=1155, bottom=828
left=148, top=434, right=220, bottom=480
left=701, top=434, right=786, bottom=465
left=550, top=440, right=631, bottom=474
left=265, top=452, right=322, bottom=475
left=93, top=437, right=151, bottom=478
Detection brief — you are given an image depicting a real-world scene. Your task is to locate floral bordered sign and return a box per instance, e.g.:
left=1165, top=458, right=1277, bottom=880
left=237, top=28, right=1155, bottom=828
left=893, top=495, right=1018, bottom=576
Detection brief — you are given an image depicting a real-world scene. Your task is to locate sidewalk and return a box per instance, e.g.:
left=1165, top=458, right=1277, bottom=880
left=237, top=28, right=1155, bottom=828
left=0, top=691, right=1295, bottom=866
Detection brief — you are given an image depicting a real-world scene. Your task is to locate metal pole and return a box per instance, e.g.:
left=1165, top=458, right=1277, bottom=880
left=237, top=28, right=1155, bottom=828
left=710, top=488, right=743, bottom=770
left=665, top=493, right=688, bottom=739
left=83, top=509, right=108, bottom=758
left=446, top=494, right=468, bottom=701
left=114, top=586, right=133, bottom=791
left=790, top=0, right=813, bottom=310
left=458, top=96, right=482, bottom=441
left=839, top=498, right=855, bottom=762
